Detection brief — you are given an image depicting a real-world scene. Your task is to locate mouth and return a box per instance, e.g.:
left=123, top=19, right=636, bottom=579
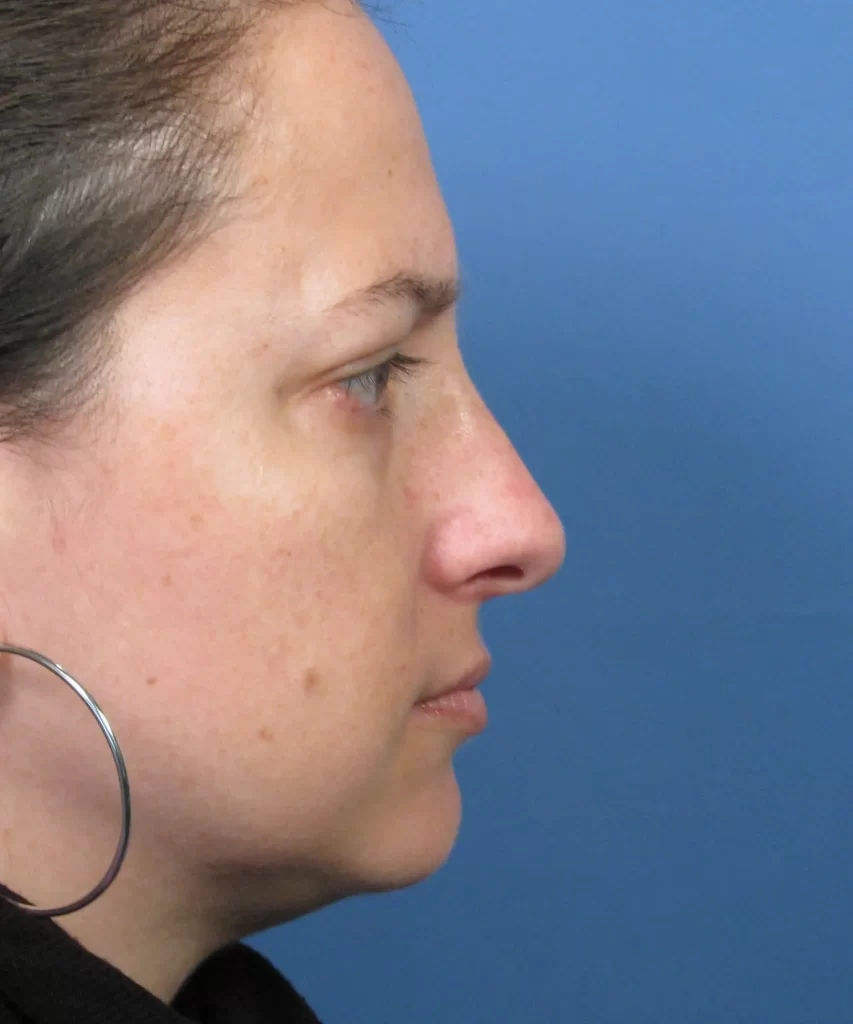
left=412, top=657, right=491, bottom=735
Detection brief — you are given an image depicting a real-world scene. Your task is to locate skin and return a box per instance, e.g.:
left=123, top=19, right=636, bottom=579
left=0, top=1, right=565, bottom=1005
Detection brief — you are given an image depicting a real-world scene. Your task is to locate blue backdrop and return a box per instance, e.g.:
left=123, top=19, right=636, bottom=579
left=251, top=2, right=853, bottom=1020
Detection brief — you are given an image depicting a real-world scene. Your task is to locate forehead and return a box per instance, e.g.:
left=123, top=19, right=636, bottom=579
left=234, top=2, right=457, bottom=313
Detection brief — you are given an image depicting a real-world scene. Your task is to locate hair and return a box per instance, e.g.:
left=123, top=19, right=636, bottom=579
left=0, top=0, right=298, bottom=442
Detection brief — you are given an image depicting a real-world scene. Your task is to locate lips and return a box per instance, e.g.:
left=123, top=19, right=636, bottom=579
left=409, top=651, right=489, bottom=733
left=417, top=656, right=492, bottom=706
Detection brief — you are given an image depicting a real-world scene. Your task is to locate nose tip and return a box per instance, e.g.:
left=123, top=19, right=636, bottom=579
left=533, top=499, right=567, bottom=588
left=504, top=490, right=566, bottom=597
left=436, top=482, right=566, bottom=603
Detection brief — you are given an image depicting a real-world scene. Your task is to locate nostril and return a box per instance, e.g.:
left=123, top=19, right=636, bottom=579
left=482, top=565, right=524, bottom=582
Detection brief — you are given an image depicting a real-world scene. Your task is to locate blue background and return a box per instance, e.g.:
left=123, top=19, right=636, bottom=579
left=251, top=2, right=853, bottom=1020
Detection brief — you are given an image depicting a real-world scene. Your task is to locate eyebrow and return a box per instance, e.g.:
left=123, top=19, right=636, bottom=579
left=331, top=272, right=462, bottom=323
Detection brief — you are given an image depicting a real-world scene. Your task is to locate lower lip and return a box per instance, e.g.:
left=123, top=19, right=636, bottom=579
left=413, top=689, right=488, bottom=734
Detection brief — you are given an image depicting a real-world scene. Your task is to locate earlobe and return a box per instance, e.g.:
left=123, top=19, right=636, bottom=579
left=0, top=643, right=132, bottom=919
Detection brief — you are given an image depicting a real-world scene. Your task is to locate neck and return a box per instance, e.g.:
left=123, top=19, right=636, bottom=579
left=54, top=867, right=226, bottom=1005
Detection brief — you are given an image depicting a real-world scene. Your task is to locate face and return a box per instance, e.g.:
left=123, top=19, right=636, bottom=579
left=0, top=2, right=565, bottom=931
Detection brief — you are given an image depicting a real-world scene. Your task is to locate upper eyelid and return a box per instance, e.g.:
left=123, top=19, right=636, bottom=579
left=322, top=294, right=450, bottom=381
left=334, top=339, right=422, bottom=381
left=342, top=352, right=426, bottom=388
left=335, top=343, right=405, bottom=379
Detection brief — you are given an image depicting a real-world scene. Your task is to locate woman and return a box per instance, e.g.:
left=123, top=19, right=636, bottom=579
left=0, top=1, right=566, bottom=1020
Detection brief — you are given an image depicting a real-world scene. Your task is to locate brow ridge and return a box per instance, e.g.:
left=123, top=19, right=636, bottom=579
left=333, top=271, right=461, bottom=322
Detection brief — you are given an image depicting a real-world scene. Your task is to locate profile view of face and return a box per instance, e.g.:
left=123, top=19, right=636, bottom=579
left=0, top=0, right=565, bottom=945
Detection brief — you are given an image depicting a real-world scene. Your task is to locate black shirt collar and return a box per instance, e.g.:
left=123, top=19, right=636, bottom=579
left=0, top=895, right=321, bottom=1023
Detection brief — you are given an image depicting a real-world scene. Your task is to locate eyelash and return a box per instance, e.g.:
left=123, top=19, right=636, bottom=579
left=339, top=353, right=429, bottom=418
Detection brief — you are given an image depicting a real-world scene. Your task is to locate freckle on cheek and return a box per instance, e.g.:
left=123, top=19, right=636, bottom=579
left=258, top=727, right=274, bottom=742
left=146, top=676, right=158, bottom=687
left=303, top=669, right=321, bottom=693
left=190, top=513, right=203, bottom=531
left=161, top=574, right=172, bottom=588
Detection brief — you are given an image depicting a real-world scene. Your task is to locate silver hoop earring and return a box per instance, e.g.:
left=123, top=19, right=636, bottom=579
left=0, top=644, right=131, bottom=918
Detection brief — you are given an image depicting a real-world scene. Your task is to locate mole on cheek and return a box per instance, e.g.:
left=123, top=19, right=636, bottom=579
left=146, top=676, right=158, bottom=687
left=303, top=668, right=321, bottom=694
left=258, top=726, right=275, bottom=742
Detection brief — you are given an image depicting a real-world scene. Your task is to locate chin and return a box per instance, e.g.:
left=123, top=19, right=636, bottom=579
left=343, top=765, right=464, bottom=895
left=217, top=769, right=464, bottom=932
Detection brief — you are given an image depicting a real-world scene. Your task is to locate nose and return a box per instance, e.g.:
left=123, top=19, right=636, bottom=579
left=423, top=393, right=566, bottom=603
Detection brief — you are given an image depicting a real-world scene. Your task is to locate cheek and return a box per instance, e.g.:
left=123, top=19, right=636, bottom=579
left=4, top=411, right=432, bottom=863
left=78, top=443, right=421, bottom=768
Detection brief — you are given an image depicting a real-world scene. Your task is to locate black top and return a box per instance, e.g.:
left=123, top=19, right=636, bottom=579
left=0, top=895, right=322, bottom=1023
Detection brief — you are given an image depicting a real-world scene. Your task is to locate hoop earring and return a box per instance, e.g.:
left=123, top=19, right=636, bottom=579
left=0, top=644, right=131, bottom=918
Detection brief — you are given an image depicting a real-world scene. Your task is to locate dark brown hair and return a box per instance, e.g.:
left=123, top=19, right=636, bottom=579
left=0, top=0, right=288, bottom=440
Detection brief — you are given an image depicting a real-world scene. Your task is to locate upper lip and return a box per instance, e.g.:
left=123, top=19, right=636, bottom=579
left=420, top=655, right=492, bottom=703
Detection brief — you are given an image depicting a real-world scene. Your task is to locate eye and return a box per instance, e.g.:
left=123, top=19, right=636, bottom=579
left=339, top=353, right=428, bottom=416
